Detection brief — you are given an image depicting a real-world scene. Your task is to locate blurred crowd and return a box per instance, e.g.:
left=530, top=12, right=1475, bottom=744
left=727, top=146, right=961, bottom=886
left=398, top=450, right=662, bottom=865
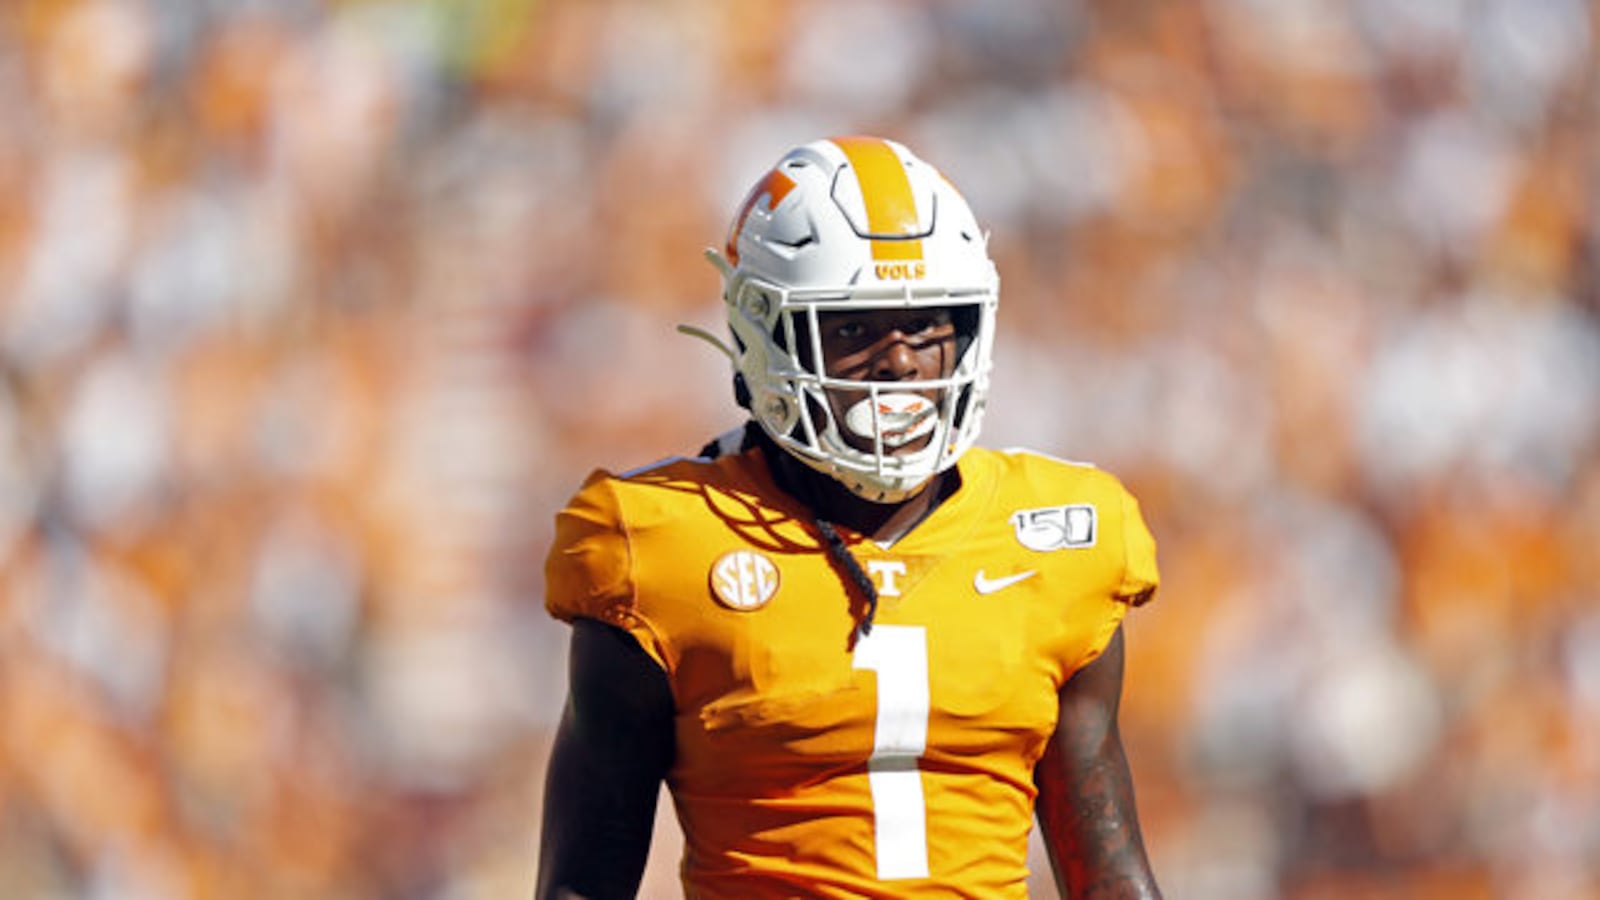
left=0, top=0, right=1596, bottom=897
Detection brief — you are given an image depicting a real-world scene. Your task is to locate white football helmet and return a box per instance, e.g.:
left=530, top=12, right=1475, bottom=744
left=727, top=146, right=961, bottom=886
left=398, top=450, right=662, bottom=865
left=690, top=136, right=999, bottom=503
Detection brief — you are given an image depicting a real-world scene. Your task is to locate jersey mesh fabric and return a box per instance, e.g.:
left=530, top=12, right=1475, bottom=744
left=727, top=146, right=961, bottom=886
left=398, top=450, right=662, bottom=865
left=546, top=446, right=1159, bottom=898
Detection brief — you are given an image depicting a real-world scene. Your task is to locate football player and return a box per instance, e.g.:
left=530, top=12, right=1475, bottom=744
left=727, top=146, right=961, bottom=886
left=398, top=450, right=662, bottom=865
left=539, top=136, right=1162, bottom=898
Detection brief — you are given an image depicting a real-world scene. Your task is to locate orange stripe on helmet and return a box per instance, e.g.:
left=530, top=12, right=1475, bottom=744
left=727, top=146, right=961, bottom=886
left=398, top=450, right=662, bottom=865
left=832, top=136, right=923, bottom=262
left=725, top=168, right=798, bottom=265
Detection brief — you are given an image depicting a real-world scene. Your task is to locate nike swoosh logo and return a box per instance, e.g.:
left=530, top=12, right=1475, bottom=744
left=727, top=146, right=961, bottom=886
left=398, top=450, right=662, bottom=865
left=973, top=569, right=1037, bottom=594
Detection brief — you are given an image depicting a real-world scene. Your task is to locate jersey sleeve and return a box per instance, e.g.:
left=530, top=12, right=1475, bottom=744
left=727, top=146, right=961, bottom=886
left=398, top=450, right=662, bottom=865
left=1117, top=485, right=1159, bottom=606
left=544, top=470, right=670, bottom=671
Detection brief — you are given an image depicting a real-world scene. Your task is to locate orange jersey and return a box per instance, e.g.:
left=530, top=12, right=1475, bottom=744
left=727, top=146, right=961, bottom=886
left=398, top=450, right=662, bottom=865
left=546, top=445, right=1159, bottom=898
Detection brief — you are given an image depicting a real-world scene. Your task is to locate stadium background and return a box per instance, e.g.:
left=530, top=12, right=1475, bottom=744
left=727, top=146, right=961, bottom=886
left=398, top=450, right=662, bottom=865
left=0, top=0, right=1596, bottom=897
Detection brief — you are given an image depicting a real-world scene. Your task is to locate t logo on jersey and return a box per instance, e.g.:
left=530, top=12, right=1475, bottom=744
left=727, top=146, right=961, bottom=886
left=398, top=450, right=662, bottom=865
left=866, top=560, right=908, bottom=597
left=1011, top=505, right=1096, bottom=551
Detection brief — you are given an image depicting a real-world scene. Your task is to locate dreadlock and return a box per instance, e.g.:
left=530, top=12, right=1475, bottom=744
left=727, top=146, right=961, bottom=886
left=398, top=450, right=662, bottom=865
left=813, top=518, right=880, bottom=639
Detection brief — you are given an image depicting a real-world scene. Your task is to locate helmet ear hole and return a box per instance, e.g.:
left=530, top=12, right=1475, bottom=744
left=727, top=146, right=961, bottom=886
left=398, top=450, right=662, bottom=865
left=757, top=393, right=799, bottom=436
left=743, top=292, right=773, bottom=325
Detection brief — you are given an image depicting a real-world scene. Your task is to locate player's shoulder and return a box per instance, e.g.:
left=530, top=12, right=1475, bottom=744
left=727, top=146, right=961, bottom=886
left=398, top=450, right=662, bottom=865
left=565, top=447, right=760, bottom=513
left=969, top=447, right=1158, bottom=595
left=615, top=453, right=719, bottom=483
left=970, top=445, right=1137, bottom=499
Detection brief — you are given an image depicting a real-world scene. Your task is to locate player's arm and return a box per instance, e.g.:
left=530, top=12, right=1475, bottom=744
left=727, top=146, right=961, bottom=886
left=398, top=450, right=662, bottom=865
left=1034, top=626, right=1162, bottom=899
left=536, top=617, right=676, bottom=900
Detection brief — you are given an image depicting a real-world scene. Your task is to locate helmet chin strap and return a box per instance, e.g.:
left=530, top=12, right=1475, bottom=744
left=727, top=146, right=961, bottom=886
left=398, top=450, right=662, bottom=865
left=833, top=466, right=929, bottom=505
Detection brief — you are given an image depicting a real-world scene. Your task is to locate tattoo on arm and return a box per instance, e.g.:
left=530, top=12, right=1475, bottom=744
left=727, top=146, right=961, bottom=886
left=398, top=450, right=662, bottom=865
left=1036, top=628, right=1162, bottom=899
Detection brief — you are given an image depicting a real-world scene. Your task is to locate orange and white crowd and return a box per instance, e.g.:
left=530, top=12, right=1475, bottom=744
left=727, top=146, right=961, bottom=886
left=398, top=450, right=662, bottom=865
left=0, top=1, right=1595, bottom=897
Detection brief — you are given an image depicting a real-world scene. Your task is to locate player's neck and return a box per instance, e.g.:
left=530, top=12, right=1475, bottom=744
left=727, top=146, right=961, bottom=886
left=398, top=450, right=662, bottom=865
left=768, top=449, right=958, bottom=545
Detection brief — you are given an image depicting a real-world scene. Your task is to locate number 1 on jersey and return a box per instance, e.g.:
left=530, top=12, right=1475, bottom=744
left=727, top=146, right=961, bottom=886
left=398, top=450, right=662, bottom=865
left=853, top=624, right=930, bottom=880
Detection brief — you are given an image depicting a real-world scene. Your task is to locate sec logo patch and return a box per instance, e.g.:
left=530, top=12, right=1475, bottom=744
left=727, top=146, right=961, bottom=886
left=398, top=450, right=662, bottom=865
left=710, top=550, right=780, bottom=611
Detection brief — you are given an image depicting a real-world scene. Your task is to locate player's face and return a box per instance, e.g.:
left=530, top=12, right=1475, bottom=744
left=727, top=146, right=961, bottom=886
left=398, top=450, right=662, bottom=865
left=815, top=307, right=957, bottom=455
